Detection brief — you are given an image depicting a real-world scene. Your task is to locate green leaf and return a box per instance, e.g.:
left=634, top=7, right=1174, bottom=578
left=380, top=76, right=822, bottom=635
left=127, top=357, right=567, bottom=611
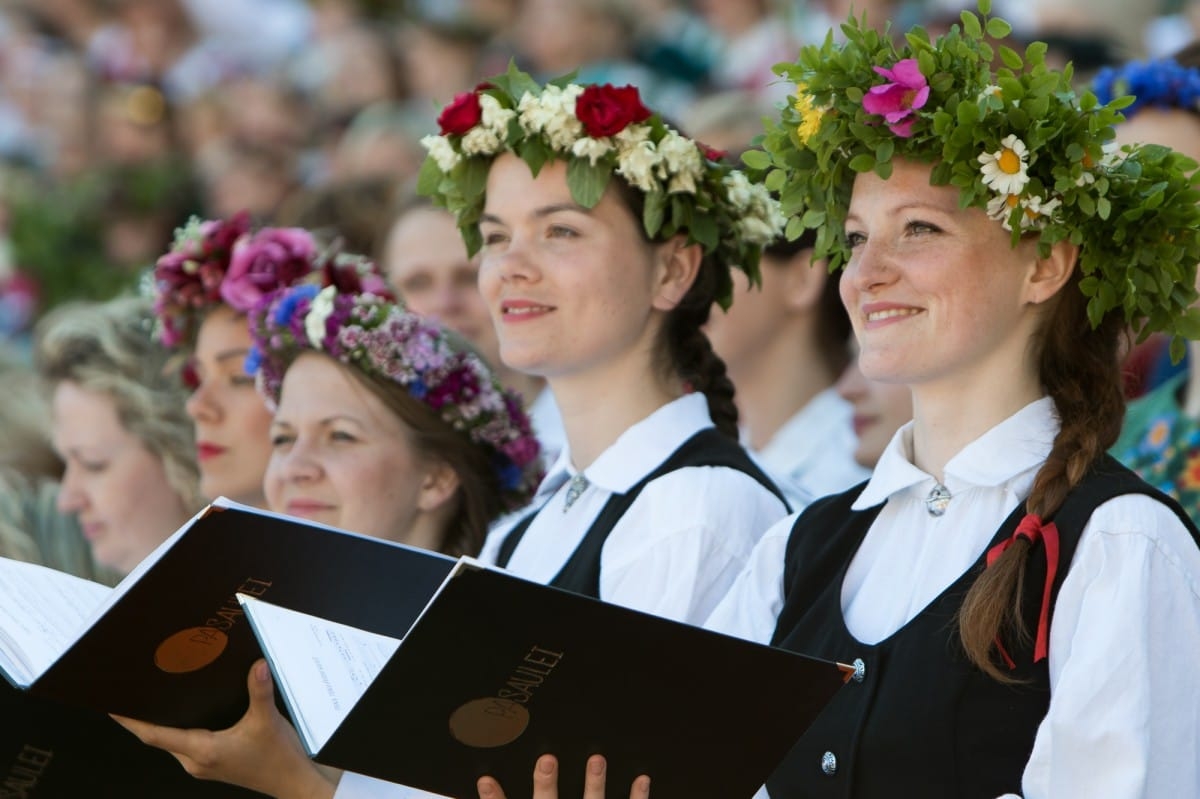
left=918, top=50, right=937, bottom=77
left=998, top=46, right=1022, bottom=70
left=986, top=17, right=1012, bottom=39
left=740, top=149, right=771, bottom=170
left=849, top=153, right=876, bottom=172
left=960, top=10, right=982, bottom=39
left=977, top=0, right=992, bottom=15
left=415, top=156, right=444, bottom=198
left=691, top=211, right=719, bottom=251
left=644, top=191, right=666, bottom=237
left=1097, top=196, right=1112, bottom=220
left=459, top=156, right=490, bottom=202
left=565, top=158, right=611, bottom=208
left=765, top=169, right=786, bottom=191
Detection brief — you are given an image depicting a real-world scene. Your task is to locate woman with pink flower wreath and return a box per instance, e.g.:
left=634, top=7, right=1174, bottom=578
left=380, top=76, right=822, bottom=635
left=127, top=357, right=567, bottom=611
left=152, top=212, right=328, bottom=509
left=120, top=263, right=544, bottom=797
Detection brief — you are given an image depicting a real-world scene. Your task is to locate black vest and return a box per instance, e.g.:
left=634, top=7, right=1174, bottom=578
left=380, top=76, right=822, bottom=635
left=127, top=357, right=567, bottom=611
left=494, top=427, right=788, bottom=598
left=766, top=455, right=1198, bottom=799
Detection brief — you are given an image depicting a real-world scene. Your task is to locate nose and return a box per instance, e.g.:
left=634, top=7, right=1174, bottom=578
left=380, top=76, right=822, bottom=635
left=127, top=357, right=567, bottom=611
left=844, top=237, right=896, bottom=293
left=56, top=463, right=86, bottom=514
left=483, top=237, right=540, bottom=286
left=278, top=436, right=322, bottom=484
left=185, top=379, right=220, bottom=424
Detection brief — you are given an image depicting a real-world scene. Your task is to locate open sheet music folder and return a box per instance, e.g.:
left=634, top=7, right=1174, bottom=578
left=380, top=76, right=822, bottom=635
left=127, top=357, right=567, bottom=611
left=0, top=497, right=456, bottom=730
left=242, top=559, right=853, bottom=799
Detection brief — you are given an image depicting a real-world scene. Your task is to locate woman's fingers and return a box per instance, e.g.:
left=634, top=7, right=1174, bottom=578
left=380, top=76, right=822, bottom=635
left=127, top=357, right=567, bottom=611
left=477, top=754, right=650, bottom=799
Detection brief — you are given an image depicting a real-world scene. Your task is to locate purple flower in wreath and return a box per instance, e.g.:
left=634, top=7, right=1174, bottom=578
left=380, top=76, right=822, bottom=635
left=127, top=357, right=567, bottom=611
left=220, top=227, right=318, bottom=312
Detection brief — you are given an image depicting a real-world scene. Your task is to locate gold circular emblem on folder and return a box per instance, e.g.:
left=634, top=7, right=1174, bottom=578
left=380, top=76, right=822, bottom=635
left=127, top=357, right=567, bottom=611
left=448, top=698, right=530, bottom=748
left=154, top=627, right=229, bottom=673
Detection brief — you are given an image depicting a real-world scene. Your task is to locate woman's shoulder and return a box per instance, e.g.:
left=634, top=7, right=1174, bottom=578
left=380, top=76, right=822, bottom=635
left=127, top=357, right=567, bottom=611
left=1083, top=492, right=1200, bottom=580
left=628, top=464, right=792, bottom=545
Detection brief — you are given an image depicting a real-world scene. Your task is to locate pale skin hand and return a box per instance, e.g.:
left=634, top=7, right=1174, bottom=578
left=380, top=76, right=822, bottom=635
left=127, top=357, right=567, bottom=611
left=112, top=659, right=340, bottom=799
left=477, top=754, right=650, bottom=799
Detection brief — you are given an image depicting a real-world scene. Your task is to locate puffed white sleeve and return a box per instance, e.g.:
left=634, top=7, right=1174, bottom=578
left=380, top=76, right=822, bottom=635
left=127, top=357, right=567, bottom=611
left=702, top=512, right=796, bottom=644
left=1017, top=493, right=1200, bottom=799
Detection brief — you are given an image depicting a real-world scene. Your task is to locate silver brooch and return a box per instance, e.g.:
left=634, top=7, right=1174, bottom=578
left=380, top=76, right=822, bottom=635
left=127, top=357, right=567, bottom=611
left=562, top=473, right=590, bottom=512
left=924, top=482, right=952, bottom=517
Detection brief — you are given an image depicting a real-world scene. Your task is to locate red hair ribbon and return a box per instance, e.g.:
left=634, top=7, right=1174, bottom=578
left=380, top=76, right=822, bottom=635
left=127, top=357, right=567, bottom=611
left=985, top=513, right=1060, bottom=667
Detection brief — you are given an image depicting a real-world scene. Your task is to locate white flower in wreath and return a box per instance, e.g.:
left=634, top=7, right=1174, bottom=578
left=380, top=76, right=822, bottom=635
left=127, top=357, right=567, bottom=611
left=305, top=285, right=337, bottom=349
left=614, top=124, right=651, bottom=149
left=479, top=93, right=516, bottom=135
left=722, top=171, right=754, bottom=211
left=1017, top=194, right=1062, bottom=230
left=572, top=136, right=614, bottom=165
left=657, top=131, right=703, bottom=194
left=986, top=192, right=1020, bottom=227
left=616, top=140, right=662, bottom=193
left=738, top=214, right=779, bottom=244
left=461, top=125, right=504, bottom=156
left=421, top=134, right=460, bottom=172
left=978, top=134, right=1030, bottom=196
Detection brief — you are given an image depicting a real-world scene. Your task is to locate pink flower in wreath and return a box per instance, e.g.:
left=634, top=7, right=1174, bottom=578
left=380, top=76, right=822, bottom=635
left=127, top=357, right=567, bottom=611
left=220, top=227, right=318, bottom=312
left=862, top=58, right=929, bottom=138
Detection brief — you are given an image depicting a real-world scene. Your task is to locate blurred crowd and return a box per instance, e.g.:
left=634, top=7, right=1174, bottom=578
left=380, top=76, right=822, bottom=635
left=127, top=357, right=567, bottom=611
left=0, top=0, right=1196, bottom=342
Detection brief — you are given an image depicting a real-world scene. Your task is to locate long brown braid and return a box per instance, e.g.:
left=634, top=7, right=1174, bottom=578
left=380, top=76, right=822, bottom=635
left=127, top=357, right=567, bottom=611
left=957, top=273, right=1127, bottom=681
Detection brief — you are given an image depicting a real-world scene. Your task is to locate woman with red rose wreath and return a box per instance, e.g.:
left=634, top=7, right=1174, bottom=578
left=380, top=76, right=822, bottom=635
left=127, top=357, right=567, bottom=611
left=115, top=69, right=793, bottom=799
left=301, top=67, right=792, bottom=799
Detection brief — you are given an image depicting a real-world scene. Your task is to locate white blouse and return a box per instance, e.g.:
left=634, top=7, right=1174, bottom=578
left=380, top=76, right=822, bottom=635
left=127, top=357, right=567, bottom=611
left=334, top=393, right=791, bottom=799
left=750, top=387, right=869, bottom=505
left=708, top=398, right=1200, bottom=799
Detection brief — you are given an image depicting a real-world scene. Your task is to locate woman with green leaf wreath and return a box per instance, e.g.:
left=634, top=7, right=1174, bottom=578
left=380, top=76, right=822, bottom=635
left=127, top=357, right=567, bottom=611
left=477, top=4, right=1200, bottom=799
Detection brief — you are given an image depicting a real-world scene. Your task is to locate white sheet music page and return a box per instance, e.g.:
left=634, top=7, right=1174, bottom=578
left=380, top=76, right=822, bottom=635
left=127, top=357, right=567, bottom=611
left=0, top=558, right=111, bottom=686
left=237, top=594, right=400, bottom=752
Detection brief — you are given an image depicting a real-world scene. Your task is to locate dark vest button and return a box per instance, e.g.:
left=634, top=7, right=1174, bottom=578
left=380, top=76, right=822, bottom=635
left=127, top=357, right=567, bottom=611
left=851, top=657, right=866, bottom=682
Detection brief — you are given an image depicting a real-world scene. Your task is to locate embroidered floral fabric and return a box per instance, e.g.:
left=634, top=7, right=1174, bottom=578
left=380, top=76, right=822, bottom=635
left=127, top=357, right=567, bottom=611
left=1112, top=373, right=1200, bottom=525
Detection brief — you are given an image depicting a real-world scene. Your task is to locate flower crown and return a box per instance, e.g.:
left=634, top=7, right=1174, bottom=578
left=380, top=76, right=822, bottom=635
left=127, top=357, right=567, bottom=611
left=151, top=212, right=319, bottom=347
left=1092, top=57, right=1200, bottom=115
left=753, top=0, right=1200, bottom=355
left=247, top=281, right=543, bottom=510
left=416, top=64, right=785, bottom=309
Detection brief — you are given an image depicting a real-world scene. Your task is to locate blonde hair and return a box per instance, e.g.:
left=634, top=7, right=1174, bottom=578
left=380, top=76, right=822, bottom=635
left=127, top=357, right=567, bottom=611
left=34, top=296, right=204, bottom=512
left=0, top=344, right=62, bottom=481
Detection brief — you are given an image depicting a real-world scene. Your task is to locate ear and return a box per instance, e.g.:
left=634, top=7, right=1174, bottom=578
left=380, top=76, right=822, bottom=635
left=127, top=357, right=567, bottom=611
left=1024, top=239, right=1078, bottom=305
left=780, top=250, right=828, bottom=313
left=415, top=460, right=462, bottom=514
left=650, top=237, right=703, bottom=312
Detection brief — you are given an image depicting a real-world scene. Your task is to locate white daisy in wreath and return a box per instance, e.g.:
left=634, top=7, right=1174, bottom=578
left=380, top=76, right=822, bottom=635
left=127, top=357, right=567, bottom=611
left=978, top=134, right=1030, bottom=196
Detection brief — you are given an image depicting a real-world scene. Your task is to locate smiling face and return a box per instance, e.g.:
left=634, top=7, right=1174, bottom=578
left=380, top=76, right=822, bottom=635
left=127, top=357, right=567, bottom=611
left=53, top=381, right=191, bottom=575
left=839, top=158, right=1047, bottom=393
left=185, top=305, right=275, bottom=507
left=263, top=353, right=452, bottom=546
left=384, top=206, right=500, bottom=367
left=477, top=153, right=675, bottom=385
